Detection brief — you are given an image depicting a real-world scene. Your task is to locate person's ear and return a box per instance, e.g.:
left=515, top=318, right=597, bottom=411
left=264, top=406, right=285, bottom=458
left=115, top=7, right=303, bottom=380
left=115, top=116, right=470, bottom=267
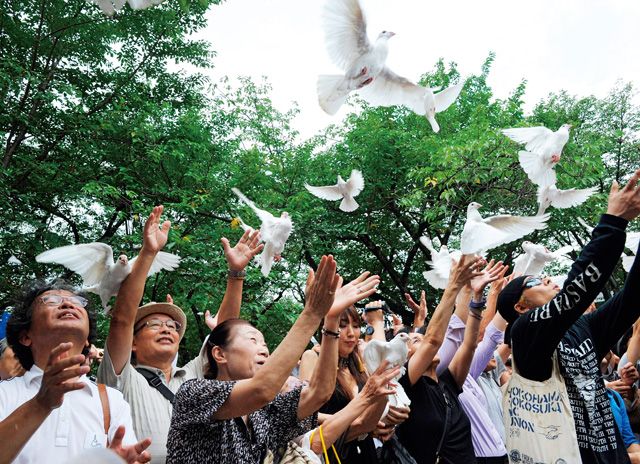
left=514, top=301, right=528, bottom=315
left=19, top=330, right=32, bottom=348
left=212, top=346, right=227, bottom=365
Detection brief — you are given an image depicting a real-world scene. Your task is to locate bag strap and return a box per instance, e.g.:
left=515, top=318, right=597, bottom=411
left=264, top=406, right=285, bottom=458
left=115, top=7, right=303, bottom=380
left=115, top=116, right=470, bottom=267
left=435, top=386, right=452, bottom=463
left=97, top=383, right=111, bottom=445
left=135, top=367, right=175, bottom=404
left=310, top=425, right=341, bottom=464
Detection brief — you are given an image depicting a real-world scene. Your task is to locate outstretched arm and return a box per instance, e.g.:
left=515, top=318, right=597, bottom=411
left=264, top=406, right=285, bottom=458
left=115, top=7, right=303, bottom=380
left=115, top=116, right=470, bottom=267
left=407, top=256, right=482, bottom=385
left=106, top=206, right=170, bottom=375
left=449, top=260, right=506, bottom=388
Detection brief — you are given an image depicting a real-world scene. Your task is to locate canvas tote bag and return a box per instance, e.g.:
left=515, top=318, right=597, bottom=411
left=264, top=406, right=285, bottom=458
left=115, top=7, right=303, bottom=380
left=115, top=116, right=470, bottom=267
left=502, top=351, right=581, bottom=463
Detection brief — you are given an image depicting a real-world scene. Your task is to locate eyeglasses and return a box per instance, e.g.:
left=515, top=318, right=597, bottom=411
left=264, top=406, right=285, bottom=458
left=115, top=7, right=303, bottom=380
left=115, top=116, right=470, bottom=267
left=134, top=319, right=182, bottom=334
left=522, top=277, right=544, bottom=290
left=39, top=294, right=89, bottom=308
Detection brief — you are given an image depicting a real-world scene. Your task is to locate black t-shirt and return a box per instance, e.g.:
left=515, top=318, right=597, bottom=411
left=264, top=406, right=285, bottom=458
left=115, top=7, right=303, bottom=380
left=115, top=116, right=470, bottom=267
left=320, top=383, right=379, bottom=464
left=511, top=214, right=638, bottom=464
left=396, top=368, right=476, bottom=464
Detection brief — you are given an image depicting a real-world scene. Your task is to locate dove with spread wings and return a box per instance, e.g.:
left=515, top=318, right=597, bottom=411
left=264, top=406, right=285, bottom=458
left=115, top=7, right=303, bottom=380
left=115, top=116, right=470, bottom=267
left=318, top=0, right=462, bottom=132
left=305, top=169, right=365, bottom=212
left=231, top=188, right=293, bottom=277
left=36, top=243, right=180, bottom=312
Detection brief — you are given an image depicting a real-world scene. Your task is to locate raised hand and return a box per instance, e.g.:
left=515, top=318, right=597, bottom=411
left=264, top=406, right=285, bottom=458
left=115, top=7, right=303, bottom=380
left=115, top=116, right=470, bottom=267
left=470, top=259, right=507, bottom=298
left=404, top=290, right=427, bottom=324
left=204, top=309, right=219, bottom=331
left=607, top=169, right=640, bottom=221
left=35, top=343, right=89, bottom=411
left=325, top=271, right=380, bottom=319
left=222, top=228, right=264, bottom=271
left=142, top=205, right=171, bottom=254
left=108, top=425, right=152, bottom=463
left=620, top=362, right=640, bottom=385
left=489, top=265, right=511, bottom=296
left=449, top=255, right=484, bottom=289
left=304, top=255, right=341, bottom=319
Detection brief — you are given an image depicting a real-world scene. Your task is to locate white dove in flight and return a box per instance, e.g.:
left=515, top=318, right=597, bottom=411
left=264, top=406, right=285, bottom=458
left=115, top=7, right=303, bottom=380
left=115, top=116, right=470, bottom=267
left=305, top=169, right=365, bottom=212
left=90, top=0, right=164, bottom=16
left=512, top=241, right=574, bottom=276
left=36, top=243, right=181, bottom=312
left=232, top=188, right=293, bottom=276
left=502, top=124, right=572, bottom=186
left=317, top=0, right=397, bottom=115
left=359, top=74, right=464, bottom=133
left=622, top=232, right=640, bottom=272
left=420, top=235, right=461, bottom=290
left=363, top=333, right=411, bottom=408
left=536, top=184, right=598, bottom=216
left=460, top=202, right=550, bottom=255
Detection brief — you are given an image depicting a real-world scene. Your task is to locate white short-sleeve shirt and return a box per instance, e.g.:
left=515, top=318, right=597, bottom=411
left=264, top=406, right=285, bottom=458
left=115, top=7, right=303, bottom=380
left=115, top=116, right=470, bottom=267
left=0, top=365, right=137, bottom=464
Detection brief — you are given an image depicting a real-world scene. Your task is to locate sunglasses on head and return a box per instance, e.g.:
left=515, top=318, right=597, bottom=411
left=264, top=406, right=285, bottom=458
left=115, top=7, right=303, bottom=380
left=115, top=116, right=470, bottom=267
left=523, top=277, right=544, bottom=289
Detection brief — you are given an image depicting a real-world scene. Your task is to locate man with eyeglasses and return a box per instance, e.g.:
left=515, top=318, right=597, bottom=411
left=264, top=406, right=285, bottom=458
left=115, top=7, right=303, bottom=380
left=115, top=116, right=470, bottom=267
left=497, top=169, right=640, bottom=464
left=0, top=281, right=151, bottom=463
left=98, top=205, right=263, bottom=463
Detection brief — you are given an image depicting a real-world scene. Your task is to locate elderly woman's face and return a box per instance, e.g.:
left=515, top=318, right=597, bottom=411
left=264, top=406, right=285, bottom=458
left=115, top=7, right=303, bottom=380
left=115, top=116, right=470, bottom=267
left=220, top=325, right=269, bottom=380
left=338, top=315, right=360, bottom=358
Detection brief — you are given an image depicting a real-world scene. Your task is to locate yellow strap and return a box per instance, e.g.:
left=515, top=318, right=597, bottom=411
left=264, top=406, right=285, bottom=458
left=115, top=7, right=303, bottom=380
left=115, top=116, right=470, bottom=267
left=309, top=425, right=341, bottom=464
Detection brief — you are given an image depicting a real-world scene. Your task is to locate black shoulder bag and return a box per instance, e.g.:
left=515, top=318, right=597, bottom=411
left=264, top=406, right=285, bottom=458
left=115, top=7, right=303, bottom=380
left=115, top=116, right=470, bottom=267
left=135, top=367, right=175, bottom=404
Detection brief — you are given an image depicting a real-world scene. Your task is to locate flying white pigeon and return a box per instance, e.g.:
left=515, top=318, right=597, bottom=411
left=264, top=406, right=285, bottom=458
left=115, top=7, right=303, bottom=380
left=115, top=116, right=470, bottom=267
left=317, top=0, right=398, bottom=115
left=305, top=170, right=365, bottom=212
left=502, top=124, right=572, bottom=186
left=512, top=241, right=574, bottom=276
left=460, top=202, right=550, bottom=255
left=622, top=232, right=640, bottom=272
left=7, top=255, right=22, bottom=266
left=231, top=188, right=293, bottom=276
left=536, top=184, right=598, bottom=216
left=36, top=243, right=181, bottom=312
left=359, top=73, right=464, bottom=133
left=420, top=235, right=461, bottom=290
left=363, top=333, right=411, bottom=408
left=90, top=0, right=164, bottom=16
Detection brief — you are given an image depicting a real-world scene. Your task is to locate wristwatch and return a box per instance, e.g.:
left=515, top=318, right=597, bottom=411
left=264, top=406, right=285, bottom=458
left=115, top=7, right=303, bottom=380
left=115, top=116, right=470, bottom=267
left=365, top=325, right=375, bottom=336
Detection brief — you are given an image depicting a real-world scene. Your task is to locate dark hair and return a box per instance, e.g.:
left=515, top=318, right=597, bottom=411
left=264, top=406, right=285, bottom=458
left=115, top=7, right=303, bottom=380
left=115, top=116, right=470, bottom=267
left=6, top=279, right=97, bottom=370
left=204, top=318, right=255, bottom=380
left=334, top=306, right=368, bottom=399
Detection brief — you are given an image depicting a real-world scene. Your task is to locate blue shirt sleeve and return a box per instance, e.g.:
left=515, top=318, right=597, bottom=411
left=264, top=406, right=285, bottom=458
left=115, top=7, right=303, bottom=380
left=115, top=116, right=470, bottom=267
left=607, top=388, right=639, bottom=448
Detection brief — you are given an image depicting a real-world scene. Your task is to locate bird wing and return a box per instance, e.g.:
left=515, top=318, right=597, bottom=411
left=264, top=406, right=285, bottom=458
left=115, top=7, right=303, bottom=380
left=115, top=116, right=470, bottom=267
left=461, top=219, right=510, bottom=254
left=518, top=151, right=556, bottom=187
left=622, top=254, right=636, bottom=273
left=358, top=68, right=426, bottom=114
left=346, top=169, right=365, bottom=196
left=502, top=127, right=553, bottom=153
left=232, top=188, right=275, bottom=226
left=512, top=253, right=530, bottom=276
left=433, top=82, right=464, bottom=113
left=549, top=186, right=597, bottom=209
left=130, top=251, right=181, bottom=277
left=627, top=232, right=640, bottom=253
left=483, top=213, right=550, bottom=239
left=423, top=268, right=448, bottom=290
left=36, top=243, right=114, bottom=287
left=305, top=183, right=343, bottom=201
left=363, top=339, right=387, bottom=374
left=322, top=0, right=372, bottom=71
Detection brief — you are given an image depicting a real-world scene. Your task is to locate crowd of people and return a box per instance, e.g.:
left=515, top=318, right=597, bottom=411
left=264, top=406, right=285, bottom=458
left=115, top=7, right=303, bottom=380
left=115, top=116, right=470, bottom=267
left=0, top=170, right=640, bottom=464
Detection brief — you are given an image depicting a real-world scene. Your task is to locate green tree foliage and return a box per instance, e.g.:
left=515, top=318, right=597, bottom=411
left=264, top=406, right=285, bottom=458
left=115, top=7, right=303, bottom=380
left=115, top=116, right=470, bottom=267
left=2, top=1, right=639, bottom=358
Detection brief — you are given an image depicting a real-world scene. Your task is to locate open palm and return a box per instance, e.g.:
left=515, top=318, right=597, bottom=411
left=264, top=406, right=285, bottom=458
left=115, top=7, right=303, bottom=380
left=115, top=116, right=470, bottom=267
left=143, top=205, right=170, bottom=253
left=222, top=228, right=263, bottom=271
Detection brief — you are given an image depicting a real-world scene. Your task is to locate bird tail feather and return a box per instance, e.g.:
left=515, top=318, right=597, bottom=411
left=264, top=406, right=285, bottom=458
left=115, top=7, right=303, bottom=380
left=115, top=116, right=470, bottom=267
left=339, top=195, right=358, bottom=212
left=317, top=75, right=350, bottom=115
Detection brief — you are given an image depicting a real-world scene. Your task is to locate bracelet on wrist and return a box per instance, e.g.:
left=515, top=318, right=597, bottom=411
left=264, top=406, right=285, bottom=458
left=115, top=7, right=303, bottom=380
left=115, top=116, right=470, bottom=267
left=469, top=311, right=483, bottom=321
left=469, top=298, right=487, bottom=311
left=321, top=327, right=341, bottom=339
left=227, top=269, right=246, bottom=280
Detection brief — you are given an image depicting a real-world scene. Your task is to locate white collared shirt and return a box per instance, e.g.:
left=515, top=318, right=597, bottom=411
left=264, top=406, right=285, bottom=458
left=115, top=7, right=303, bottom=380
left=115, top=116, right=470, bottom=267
left=0, top=365, right=137, bottom=464
left=97, top=346, right=206, bottom=463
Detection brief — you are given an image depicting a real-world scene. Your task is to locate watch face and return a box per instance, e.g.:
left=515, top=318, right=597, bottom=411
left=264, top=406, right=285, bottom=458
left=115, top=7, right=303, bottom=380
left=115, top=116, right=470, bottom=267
left=365, top=326, right=374, bottom=336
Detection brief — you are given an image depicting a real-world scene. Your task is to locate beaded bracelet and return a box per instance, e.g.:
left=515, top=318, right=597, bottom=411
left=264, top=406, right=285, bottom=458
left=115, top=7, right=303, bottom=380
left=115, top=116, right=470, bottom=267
left=469, top=298, right=487, bottom=311
left=228, top=269, right=246, bottom=280
left=321, top=327, right=341, bottom=339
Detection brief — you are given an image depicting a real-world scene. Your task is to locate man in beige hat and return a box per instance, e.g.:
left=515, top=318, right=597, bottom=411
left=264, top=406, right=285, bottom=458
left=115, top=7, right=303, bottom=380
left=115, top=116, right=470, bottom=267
left=98, top=205, right=263, bottom=463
